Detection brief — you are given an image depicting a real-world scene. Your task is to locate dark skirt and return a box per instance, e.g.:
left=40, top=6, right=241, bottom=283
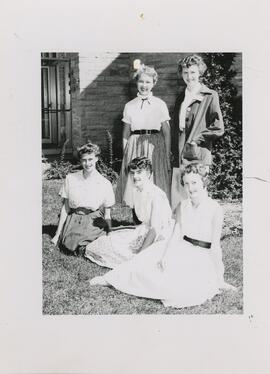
left=60, top=208, right=106, bottom=252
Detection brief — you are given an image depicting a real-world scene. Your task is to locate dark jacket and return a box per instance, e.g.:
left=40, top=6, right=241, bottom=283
left=171, top=84, right=224, bottom=167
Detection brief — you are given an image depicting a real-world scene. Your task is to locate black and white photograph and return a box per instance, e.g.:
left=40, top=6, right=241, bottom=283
left=42, top=52, right=242, bottom=315
left=1, top=1, right=270, bottom=373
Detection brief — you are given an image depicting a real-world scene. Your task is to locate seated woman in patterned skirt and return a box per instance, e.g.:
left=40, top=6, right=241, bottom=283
left=84, top=157, right=174, bottom=268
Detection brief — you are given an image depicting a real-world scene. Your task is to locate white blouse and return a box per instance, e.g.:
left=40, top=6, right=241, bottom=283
left=179, top=86, right=204, bottom=131
left=132, top=181, right=173, bottom=234
left=122, top=94, right=170, bottom=131
left=180, top=195, right=220, bottom=242
left=59, top=170, right=115, bottom=210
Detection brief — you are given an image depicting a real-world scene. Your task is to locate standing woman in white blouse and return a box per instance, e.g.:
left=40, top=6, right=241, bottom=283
left=51, top=142, right=115, bottom=255
left=116, top=63, right=171, bottom=207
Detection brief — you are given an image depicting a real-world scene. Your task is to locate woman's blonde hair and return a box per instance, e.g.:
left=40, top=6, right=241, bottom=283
left=133, top=64, right=158, bottom=85
left=181, top=162, right=210, bottom=188
left=178, top=54, right=207, bottom=76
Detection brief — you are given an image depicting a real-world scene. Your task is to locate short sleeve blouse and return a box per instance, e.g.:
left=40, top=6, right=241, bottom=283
left=59, top=170, right=115, bottom=210
left=122, top=95, right=170, bottom=131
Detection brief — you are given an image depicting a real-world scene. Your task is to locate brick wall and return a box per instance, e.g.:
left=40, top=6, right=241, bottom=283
left=71, top=52, right=242, bottom=161
left=77, top=53, right=189, bottom=160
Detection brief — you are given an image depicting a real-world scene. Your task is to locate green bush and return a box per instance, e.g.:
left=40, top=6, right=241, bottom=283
left=44, top=157, right=118, bottom=184
left=44, top=139, right=118, bottom=184
left=45, top=159, right=78, bottom=180
left=96, top=158, right=118, bottom=185
left=202, top=53, right=242, bottom=200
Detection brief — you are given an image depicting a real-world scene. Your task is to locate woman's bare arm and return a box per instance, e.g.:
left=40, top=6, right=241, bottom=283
left=104, top=207, right=112, bottom=233
left=161, top=121, right=171, bottom=170
left=51, top=199, right=70, bottom=246
left=122, top=123, right=131, bottom=151
left=139, top=194, right=170, bottom=252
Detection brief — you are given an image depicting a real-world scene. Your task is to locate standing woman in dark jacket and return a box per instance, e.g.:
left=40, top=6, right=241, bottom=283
left=171, top=54, right=224, bottom=210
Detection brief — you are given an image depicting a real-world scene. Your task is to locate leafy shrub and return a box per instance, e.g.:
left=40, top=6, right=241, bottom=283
left=96, top=158, right=118, bottom=185
left=202, top=53, right=242, bottom=200
left=45, top=160, right=78, bottom=180
left=44, top=140, right=118, bottom=184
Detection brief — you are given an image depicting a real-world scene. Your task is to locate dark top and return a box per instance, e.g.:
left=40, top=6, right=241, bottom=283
left=171, top=84, right=224, bottom=167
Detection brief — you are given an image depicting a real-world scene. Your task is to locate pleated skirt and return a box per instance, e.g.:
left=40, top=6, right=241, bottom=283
left=115, top=133, right=170, bottom=205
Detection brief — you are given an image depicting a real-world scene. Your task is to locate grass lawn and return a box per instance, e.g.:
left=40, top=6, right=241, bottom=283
left=42, top=179, right=243, bottom=315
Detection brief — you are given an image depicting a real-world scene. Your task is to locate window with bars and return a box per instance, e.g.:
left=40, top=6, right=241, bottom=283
left=41, top=53, right=72, bottom=150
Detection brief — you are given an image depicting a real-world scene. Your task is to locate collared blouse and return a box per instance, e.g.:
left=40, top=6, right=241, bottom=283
left=59, top=170, right=115, bottom=210
left=122, top=93, right=170, bottom=131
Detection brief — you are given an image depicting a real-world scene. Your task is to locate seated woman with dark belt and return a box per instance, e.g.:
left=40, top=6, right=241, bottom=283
left=51, top=142, right=115, bottom=255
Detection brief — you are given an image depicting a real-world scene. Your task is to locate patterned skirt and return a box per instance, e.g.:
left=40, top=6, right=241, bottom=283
left=115, top=133, right=170, bottom=205
left=60, top=208, right=106, bottom=253
left=85, top=223, right=150, bottom=269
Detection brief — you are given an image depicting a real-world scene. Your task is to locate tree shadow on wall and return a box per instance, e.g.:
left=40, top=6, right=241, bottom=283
left=77, top=52, right=185, bottom=169
left=75, top=52, right=242, bottom=171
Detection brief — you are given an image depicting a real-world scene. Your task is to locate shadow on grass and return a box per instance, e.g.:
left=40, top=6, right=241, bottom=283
left=42, top=224, right=57, bottom=237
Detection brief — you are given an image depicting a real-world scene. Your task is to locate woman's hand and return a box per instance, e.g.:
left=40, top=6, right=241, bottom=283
left=50, top=234, right=60, bottom=251
left=51, top=234, right=59, bottom=246
left=157, top=258, right=167, bottom=272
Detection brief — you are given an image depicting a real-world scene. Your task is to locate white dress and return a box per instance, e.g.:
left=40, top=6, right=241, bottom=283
left=85, top=181, right=174, bottom=269
left=100, top=195, right=224, bottom=308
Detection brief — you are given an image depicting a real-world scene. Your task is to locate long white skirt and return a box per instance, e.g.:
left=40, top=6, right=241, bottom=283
left=102, top=230, right=221, bottom=308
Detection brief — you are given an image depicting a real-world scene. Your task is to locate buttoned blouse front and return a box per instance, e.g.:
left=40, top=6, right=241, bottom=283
left=59, top=170, right=115, bottom=210
left=122, top=95, right=170, bottom=131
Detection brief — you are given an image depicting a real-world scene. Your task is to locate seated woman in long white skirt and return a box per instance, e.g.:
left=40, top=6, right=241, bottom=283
left=89, top=163, right=236, bottom=309
left=84, top=157, right=174, bottom=269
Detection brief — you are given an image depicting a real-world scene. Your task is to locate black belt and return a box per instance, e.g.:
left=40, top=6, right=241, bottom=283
left=131, top=130, right=160, bottom=135
left=183, top=235, right=211, bottom=249
left=70, top=207, right=97, bottom=215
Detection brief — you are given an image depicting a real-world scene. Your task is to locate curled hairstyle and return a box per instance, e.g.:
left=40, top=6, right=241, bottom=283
left=133, top=64, right=158, bottom=85
left=77, top=142, right=100, bottom=160
left=181, top=162, right=210, bottom=188
left=178, top=54, right=207, bottom=76
left=128, top=157, right=153, bottom=174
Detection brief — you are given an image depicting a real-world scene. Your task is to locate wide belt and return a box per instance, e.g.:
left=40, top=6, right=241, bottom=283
left=183, top=235, right=211, bottom=249
left=70, top=207, right=97, bottom=215
left=131, top=130, right=160, bottom=135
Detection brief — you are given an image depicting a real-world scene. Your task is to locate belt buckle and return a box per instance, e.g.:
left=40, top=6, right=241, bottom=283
left=145, top=130, right=150, bottom=135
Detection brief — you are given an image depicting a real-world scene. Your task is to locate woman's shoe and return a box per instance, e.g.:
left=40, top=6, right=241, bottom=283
left=89, top=276, right=109, bottom=286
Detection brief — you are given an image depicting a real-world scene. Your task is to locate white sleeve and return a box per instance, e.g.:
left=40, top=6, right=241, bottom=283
left=160, top=100, right=171, bottom=123
left=122, top=103, right=132, bottom=125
